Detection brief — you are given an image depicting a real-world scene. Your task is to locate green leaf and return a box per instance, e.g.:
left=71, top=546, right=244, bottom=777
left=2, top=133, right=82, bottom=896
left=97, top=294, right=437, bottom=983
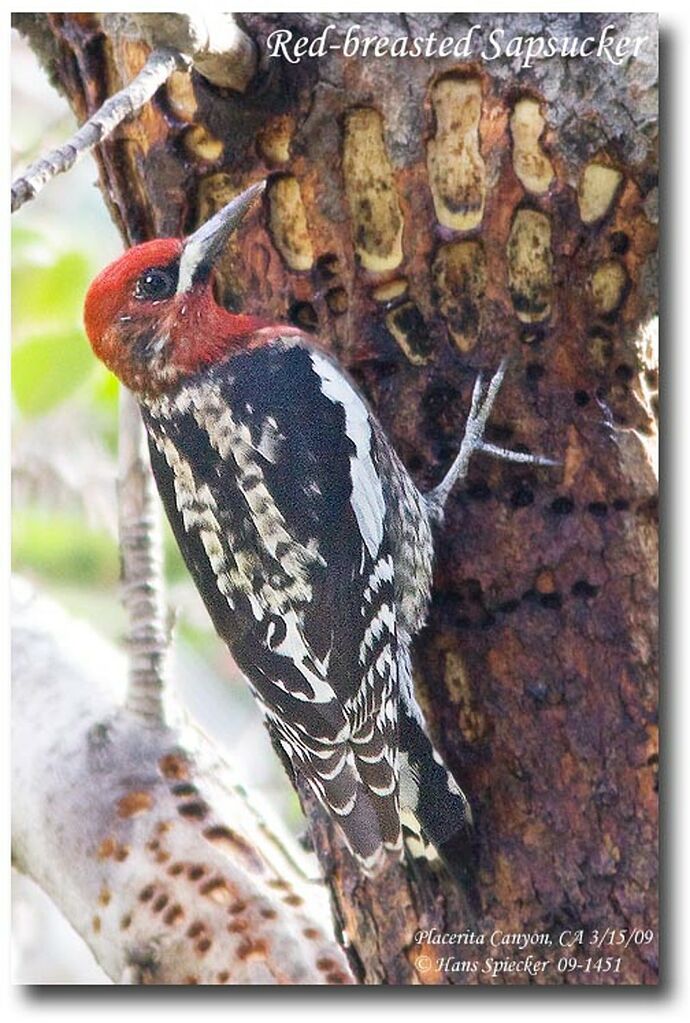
left=12, top=328, right=95, bottom=416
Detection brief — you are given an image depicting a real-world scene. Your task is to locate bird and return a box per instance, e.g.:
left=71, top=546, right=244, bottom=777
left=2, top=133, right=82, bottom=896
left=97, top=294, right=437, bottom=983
left=84, top=179, right=555, bottom=883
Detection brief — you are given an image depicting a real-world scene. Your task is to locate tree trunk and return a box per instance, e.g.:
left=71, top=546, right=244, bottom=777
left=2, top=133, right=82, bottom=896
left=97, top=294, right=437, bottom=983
left=15, top=12, right=658, bottom=984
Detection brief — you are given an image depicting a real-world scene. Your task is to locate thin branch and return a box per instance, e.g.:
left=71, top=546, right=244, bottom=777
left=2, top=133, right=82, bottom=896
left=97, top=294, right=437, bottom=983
left=11, top=46, right=188, bottom=213
left=117, top=388, right=169, bottom=724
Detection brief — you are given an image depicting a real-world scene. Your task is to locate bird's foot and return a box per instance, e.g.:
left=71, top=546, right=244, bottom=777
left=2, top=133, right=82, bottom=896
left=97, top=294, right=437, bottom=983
left=428, top=358, right=559, bottom=515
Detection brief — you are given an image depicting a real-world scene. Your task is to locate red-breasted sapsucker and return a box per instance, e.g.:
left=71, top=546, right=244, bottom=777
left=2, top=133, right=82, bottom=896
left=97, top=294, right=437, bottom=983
left=84, top=181, right=554, bottom=882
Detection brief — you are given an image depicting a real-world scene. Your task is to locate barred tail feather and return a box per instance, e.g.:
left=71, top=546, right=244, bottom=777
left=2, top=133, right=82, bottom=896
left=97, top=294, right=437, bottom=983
left=398, top=699, right=477, bottom=901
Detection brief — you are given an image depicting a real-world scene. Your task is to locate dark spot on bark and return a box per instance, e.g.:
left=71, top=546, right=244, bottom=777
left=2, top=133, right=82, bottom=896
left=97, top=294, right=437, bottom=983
left=574, top=390, right=590, bottom=406
left=615, top=363, right=635, bottom=382
left=525, top=679, right=548, bottom=704
left=511, top=483, right=534, bottom=507
left=326, top=286, right=348, bottom=314
left=177, top=801, right=209, bottom=819
left=525, top=361, right=545, bottom=382
left=613, top=497, right=630, bottom=511
left=571, top=579, right=600, bottom=598
left=587, top=501, right=608, bottom=518
left=551, top=497, right=575, bottom=515
left=609, top=231, right=630, bottom=254
left=172, top=782, right=198, bottom=797
left=539, top=592, right=563, bottom=610
left=288, top=301, right=318, bottom=332
left=467, top=480, right=492, bottom=501
left=315, top=253, right=339, bottom=280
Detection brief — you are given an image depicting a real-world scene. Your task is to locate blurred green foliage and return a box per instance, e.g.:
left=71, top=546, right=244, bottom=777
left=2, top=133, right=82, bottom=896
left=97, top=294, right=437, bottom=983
left=11, top=224, right=118, bottom=420
left=13, top=509, right=119, bottom=586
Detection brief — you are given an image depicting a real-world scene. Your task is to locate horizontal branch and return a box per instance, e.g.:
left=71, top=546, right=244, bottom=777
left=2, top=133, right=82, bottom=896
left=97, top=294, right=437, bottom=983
left=11, top=47, right=188, bottom=213
left=11, top=578, right=353, bottom=985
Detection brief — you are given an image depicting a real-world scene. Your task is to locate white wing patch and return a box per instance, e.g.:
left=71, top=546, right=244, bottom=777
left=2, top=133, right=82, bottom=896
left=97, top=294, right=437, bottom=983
left=310, top=352, right=386, bottom=561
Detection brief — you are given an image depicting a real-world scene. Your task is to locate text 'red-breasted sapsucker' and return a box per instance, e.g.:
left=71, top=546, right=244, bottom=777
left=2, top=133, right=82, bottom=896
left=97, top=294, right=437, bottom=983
left=84, top=181, right=553, bottom=881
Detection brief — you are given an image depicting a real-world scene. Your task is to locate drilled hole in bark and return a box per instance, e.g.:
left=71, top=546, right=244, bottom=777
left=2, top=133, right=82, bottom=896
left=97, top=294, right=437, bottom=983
left=288, top=301, right=318, bottom=332
left=201, top=878, right=233, bottom=905
left=578, top=162, right=623, bottom=224
left=177, top=801, right=209, bottom=819
left=139, top=885, right=155, bottom=903
left=574, top=390, right=590, bottom=406
left=427, top=74, right=485, bottom=230
left=590, top=259, right=629, bottom=317
left=613, top=498, right=630, bottom=511
left=507, top=207, right=553, bottom=323
left=385, top=302, right=433, bottom=365
left=432, top=239, right=486, bottom=352
left=498, top=598, right=520, bottom=614
left=197, top=938, right=212, bottom=954
left=551, top=497, right=575, bottom=515
left=152, top=894, right=169, bottom=913
left=120, top=914, right=132, bottom=930
left=467, top=481, right=492, bottom=502
left=159, top=754, right=190, bottom=780
left=615, top=363, right=635, bottom=382
left=228, top=918, right=248, bottom=933
left=571, top=580, right=600, bottom=598
left=188, top=865, right=206, bottom=881
left=229, top=899, right=247, bottom=914
left=168, top=862, right=184, bottom=876
left=509, top=97, right=554, bottom=195
left=217, top=970, right=230, bottom=983
left=325, top=286, right=348, bottom=315
left=268, top=174, right=315, bottom=271
left=609, top=231, right=630, bottom=254
left=342, top=107, right=404, bottom=271
left=587, top=501, right=609, bottom=518
left=539, top=592, right=563, bottom=610
left=525, top=679, right=549, bottom=704
left=164, top=904, right=184, bottom=925
left=117, top=791, right=153, bottom=818
left=315, top=253, right=339, bottom=280
left=511, top=483, right=535, bottom=508
left=525, top=361, right=545, bottom=382
left=172, top=782, right=198, bottom=797
left=187, top=921, right=205, bottom=938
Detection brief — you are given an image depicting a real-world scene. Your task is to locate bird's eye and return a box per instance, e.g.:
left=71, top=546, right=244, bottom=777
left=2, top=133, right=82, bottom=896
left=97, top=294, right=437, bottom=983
left=134, top=267, right=177, bottom=302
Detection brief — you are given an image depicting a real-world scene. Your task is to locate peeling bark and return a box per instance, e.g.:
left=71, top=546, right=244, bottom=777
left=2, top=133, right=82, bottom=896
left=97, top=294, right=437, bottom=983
left=15, top=12, right=658, bottom=984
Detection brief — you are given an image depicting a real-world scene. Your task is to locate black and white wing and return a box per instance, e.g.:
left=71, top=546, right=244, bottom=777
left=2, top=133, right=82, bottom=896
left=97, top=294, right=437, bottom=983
left=142, top=339, right=403, bottom=869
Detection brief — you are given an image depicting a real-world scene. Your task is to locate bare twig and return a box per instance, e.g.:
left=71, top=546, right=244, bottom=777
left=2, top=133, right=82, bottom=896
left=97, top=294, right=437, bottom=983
left=117, top=389, right=169, bottom=724
left=11, top=47, right=188, bottom=213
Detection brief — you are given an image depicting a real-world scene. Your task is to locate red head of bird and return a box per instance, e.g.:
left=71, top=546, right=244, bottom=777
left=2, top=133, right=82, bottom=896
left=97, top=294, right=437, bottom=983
left=83, top=181, right=299, bottom=396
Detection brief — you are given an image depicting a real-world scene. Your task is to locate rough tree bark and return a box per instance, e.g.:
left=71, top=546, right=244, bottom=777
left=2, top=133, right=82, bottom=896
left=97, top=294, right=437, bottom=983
left=14, top=12, right=658, bottom=984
